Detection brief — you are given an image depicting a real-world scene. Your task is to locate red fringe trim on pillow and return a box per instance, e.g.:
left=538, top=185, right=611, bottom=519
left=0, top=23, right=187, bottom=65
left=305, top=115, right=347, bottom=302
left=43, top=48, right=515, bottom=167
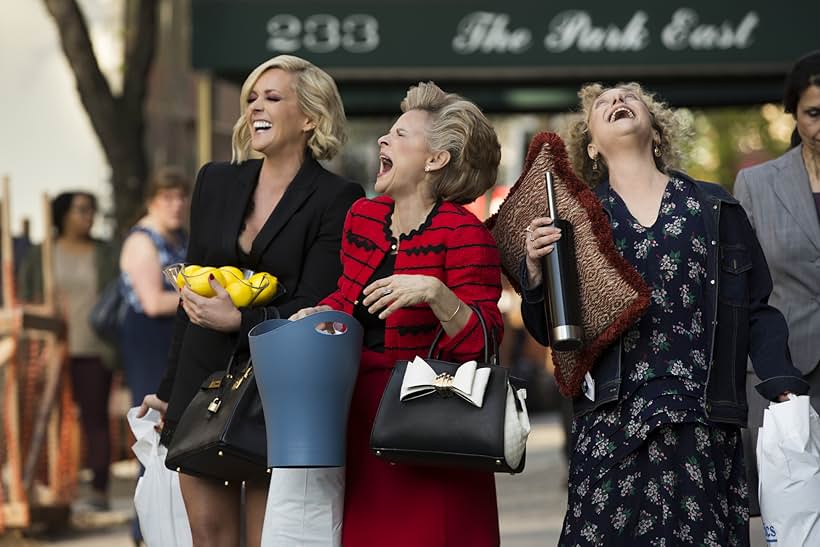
left=486, top=132, right=650, bottom=397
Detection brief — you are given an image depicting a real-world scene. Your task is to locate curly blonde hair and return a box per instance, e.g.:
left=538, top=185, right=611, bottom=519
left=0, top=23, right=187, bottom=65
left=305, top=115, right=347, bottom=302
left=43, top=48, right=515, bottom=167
left=566, top=82, right=691, bottom=187
left=231, top=55, right=347, bottom=163
left=401, top=82, right=501, bottom=204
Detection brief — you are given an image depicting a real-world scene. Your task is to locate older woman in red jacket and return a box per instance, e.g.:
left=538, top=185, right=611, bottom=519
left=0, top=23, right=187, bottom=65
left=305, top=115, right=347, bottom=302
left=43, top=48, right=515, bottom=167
left=292, top=82, right=503, bottom=546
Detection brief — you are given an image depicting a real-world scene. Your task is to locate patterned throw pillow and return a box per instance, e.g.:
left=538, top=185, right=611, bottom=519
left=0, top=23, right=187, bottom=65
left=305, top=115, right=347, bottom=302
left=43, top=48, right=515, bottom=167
left=485, top=132, right=650, bottom=397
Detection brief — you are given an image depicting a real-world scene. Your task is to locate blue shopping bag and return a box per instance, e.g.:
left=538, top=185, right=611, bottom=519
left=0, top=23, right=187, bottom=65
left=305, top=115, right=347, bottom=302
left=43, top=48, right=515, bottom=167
left=248, top=311, right=362, bottom=468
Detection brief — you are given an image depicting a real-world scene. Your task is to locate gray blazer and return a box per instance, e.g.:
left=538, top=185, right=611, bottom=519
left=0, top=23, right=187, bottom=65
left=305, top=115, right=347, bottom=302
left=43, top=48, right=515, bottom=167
left=734, top=145, right=820, bottom=419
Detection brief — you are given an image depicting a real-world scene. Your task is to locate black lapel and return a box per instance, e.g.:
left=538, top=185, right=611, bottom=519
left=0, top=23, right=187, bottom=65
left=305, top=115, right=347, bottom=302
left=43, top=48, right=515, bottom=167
left=221, top=159, right=263, bottom=264
left=248, top=155, right=323, bottom=266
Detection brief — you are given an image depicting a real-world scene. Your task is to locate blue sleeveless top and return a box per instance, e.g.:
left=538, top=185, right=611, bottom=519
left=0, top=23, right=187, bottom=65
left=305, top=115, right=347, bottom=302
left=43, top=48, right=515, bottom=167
left=121, top=226, right=187, bottom=313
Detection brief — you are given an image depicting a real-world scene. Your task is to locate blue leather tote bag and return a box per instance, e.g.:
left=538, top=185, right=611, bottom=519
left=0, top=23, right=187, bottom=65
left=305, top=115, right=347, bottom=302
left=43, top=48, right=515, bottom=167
left=248, top=311, right=362, bottom=468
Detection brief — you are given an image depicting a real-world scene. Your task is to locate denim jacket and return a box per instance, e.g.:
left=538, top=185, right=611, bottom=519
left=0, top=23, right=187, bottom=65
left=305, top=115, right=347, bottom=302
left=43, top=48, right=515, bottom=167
left=521, top=172, right=809, bottom=426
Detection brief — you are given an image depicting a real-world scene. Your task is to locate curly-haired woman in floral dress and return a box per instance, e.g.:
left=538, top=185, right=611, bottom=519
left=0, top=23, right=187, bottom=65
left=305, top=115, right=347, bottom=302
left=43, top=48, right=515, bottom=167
left=520, top=83, right=808, bottom=546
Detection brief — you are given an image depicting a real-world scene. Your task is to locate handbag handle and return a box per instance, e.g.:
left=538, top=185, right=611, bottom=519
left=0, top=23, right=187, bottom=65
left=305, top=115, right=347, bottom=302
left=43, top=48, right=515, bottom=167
left=217, top=347, right=251, bottom=394
left=427, top=304, right=499, bottom=366
left=301, top=310, right=362, bottom=337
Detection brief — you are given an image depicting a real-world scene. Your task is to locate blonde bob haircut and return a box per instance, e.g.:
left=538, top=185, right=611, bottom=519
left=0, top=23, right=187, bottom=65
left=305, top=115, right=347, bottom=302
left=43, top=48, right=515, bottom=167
left=401, top=82, right=501, bottom=204
left=567, top=82, right=692, bottom=187
left=231, top=55, right=347, bottom=163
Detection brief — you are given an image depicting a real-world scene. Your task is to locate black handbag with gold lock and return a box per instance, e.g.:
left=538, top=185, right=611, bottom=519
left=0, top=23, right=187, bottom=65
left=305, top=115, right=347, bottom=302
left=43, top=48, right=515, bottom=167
left=165, top=352, right=268, bottom=482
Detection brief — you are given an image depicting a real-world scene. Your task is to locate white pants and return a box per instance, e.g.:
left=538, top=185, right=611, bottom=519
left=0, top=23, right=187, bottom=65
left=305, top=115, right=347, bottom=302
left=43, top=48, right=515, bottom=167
left=260, top=467, right=345, bottom=547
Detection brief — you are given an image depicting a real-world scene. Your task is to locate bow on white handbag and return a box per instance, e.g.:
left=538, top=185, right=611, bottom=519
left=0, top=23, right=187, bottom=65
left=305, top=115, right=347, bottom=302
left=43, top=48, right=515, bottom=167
left=400, top=357, right=491, bottom=407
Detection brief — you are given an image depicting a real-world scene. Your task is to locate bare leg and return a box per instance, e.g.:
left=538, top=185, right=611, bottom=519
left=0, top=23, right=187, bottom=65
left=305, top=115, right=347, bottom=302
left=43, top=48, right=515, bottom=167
left=244, top=480, right=269, bottom=547
left=179, top=473, right=241, bottom=547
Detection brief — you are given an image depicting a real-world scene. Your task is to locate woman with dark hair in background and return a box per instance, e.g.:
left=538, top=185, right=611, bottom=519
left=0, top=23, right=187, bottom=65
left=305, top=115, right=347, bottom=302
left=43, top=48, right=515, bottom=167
left=19, top=191, right=119, bottom=511
left=521, top=83, right=807, bottom=545
left=734, top=50, right=820, bottom=515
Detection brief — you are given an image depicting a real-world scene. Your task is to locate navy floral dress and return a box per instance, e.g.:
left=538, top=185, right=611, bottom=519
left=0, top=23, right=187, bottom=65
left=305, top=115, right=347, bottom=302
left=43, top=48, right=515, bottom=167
left=560, top=177, right=750, bottom=546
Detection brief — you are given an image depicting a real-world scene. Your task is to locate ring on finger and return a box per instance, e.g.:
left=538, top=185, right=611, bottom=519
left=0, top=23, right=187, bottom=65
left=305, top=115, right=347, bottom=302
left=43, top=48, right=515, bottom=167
left=383, top=288, right=392, bottom=296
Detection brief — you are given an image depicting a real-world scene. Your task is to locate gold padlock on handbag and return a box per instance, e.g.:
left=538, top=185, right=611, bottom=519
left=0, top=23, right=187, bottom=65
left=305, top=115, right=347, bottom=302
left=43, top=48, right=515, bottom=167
left=208, top=397, right=222, bottom=414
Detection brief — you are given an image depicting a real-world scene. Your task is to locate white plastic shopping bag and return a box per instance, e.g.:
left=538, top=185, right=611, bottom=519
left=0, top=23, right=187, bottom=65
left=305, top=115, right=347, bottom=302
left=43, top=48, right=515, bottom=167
left=128, top=407, right=192, bottom=547
left=261, top=467, right=345, bottom=547
left=757, top=394, right=820, bottom=545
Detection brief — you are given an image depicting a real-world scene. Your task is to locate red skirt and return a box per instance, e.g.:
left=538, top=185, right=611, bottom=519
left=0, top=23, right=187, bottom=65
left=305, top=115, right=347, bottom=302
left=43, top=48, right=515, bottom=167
left=342, top=349, right=500, bottom=547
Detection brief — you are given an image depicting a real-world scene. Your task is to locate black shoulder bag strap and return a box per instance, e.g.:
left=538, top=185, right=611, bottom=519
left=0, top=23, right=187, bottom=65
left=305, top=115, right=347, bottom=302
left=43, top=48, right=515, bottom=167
left=427, top=304, right=499, bottom=366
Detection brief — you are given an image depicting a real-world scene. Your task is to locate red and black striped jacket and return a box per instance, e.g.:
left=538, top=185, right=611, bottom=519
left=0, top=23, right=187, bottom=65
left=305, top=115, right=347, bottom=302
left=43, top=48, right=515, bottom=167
left=321, top=196, right=503, bottom=363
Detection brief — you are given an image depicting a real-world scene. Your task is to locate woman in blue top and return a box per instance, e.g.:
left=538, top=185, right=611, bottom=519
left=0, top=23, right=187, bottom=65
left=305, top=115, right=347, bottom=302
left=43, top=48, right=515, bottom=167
left=521, top=83, right=808, bottom=546
left=119, top=168, right=190, bottom=408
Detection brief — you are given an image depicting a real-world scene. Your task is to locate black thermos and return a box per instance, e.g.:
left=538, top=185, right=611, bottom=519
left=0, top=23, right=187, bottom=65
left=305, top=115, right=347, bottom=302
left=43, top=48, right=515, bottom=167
left=541, top=172, right=583, bottom=351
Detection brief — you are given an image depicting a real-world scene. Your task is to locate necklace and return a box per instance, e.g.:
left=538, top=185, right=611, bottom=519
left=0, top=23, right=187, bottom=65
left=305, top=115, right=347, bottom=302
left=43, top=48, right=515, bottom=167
left=391, top=202, right=435, bottom=252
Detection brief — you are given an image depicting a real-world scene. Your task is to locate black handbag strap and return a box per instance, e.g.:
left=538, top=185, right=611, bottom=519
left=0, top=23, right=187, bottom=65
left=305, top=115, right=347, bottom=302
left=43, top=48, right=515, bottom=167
left=219, top=347, right=250, bottom=386
left=427, top=304, right=499, bottom=366
left=223, top=352, right=238, bottom=377
left=224, top=326, right=259, bottom=378
left=204, top=351, right=252, bottom=408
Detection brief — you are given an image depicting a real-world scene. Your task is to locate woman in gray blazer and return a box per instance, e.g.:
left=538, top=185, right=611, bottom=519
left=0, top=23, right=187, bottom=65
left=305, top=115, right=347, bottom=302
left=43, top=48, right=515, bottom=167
left=734, top=50, right=820, bottom=513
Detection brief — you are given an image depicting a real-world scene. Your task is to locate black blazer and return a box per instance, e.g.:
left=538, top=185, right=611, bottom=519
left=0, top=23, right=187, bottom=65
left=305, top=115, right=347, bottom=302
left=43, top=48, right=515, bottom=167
left=157, top=156, right=364, bottom=423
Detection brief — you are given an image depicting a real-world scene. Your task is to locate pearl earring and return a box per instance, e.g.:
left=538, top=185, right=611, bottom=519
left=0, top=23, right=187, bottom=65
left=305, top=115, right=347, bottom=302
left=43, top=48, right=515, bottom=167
left=424, top=166, right=430, bottom=173
left=654, top=144, right=661, bottom=157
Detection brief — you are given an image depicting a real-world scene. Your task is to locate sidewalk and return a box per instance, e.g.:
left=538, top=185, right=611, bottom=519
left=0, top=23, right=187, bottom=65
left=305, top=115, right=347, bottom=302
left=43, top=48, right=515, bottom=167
left=497, top=413, right=567, bottom=545
left=1, top=412, right=768, bottom=546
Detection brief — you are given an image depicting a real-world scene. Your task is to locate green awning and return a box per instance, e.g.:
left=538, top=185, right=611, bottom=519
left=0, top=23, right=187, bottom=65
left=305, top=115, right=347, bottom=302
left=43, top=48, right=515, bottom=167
left=192, top=0, right=819, bottom=112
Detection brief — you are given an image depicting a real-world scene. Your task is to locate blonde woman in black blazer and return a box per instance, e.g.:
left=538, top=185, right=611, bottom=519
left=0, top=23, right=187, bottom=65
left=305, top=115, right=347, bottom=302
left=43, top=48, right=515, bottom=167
left=139, top=55, right=363, bottom=546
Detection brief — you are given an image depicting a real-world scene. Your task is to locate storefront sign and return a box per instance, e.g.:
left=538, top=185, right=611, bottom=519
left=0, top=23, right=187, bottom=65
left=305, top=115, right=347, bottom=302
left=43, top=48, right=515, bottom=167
left=192, top=1, right=818, bottom=79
